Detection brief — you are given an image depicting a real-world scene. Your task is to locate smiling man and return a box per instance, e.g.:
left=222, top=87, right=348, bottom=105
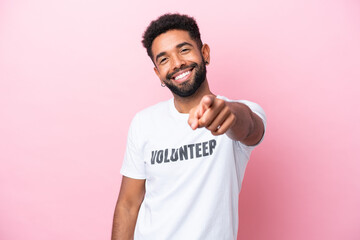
left=111, top=13, right=266, bottom=240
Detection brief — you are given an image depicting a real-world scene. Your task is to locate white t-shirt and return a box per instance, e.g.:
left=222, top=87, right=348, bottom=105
left=120, top=96, right=266, bottom=240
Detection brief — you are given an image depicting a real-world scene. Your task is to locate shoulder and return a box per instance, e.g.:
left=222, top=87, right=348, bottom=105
left=130, top=99, right=172, bottom=127
left=136, top=99, right=171, bottom=117
left=126, top=99, right=171, bottom=140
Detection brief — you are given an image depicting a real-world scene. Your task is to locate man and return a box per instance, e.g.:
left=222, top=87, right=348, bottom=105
left=111, top=13, right=266, bottom=240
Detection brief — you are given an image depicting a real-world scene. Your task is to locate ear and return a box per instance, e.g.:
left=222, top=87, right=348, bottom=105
left=153, top=66, right=164, bottom=85
left=201, top=43, right=210, bottom=65
left=154, top=66, right=160, bottom=78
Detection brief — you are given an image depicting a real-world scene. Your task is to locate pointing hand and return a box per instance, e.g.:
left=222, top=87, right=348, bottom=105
left=188, top=95, right=236, bottom=136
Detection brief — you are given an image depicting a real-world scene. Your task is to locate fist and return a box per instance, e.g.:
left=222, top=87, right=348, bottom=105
left=188, top=95, right=236, bottom=135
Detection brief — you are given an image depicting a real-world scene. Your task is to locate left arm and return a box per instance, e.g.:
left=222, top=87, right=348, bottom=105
left=225, top=101, right=264, bottom=146
left=188, top=95, right=264, bottom=146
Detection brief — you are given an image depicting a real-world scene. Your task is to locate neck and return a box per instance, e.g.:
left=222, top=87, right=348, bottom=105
left=173, top=79, right=215, bottom=113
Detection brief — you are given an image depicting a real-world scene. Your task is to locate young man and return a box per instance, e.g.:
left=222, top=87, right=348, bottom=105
left=112, top=13, right=266, bottom=240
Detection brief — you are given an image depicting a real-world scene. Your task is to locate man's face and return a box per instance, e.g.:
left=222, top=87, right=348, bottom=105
left=151, top=30, right=209, bottom=97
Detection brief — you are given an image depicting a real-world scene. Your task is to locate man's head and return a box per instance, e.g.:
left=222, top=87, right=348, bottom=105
left=142, top=13, right=203, bottom=60
left=142, top=14, right=210, bottom=98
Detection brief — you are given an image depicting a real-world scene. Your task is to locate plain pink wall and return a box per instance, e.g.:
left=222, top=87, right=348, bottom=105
left=1, top=0, right=359, bottom=239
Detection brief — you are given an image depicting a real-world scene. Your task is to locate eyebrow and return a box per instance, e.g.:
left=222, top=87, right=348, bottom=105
left=155, top=42, right=194, bottom=63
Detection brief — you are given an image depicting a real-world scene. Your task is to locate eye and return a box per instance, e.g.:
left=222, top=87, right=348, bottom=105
left=159, top=57, right=168, bottom=64
left=180, top=48, right=190, bottom=53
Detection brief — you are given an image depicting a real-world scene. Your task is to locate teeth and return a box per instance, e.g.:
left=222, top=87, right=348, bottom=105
left=174, top=71, right=190, bottom=80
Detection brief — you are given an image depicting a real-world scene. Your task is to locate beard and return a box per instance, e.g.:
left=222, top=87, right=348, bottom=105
left=163, top=59, right=207, bottom=98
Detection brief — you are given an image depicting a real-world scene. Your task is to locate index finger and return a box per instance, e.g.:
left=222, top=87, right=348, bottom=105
left=188, top=106, right=201, bottom=130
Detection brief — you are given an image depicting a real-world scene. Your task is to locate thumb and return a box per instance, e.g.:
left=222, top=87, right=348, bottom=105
left=200, top=95, right=215, bottom=113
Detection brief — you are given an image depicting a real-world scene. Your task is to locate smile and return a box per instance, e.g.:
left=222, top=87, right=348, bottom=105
left=171, top=67, right=194, bottom=84
left=174, top=71, right=191, bottom=81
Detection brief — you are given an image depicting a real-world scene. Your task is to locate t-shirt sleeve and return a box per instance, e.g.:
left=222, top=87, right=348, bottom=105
left=120, top=114, right=146, bottom=179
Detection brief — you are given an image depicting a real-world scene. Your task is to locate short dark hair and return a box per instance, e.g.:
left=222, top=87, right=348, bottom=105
left=142, top=13, right=203, bottom=60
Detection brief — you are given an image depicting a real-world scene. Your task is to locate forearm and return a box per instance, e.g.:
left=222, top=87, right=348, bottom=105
left=111, top=203, right=140, bottom=240
left=187, top=95, right=264, bottom=145
left=226, top=102, right=264, bottom=146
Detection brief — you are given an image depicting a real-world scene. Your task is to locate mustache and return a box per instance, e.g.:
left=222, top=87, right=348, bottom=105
left=166, top=63, right=198, bottom=80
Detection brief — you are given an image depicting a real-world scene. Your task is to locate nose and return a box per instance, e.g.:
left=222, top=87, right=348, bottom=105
left=171, top=54, right=186, bottom=71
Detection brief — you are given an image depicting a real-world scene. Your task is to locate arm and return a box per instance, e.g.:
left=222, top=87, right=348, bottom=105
left=111, top=176, right=145, bottom=240
left=188, top=95, right=264, bottom=146
left=225, top=101, right=264, bottom=146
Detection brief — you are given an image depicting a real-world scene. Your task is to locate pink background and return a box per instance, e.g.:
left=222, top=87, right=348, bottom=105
left=1, top=0, right=359, bottom=239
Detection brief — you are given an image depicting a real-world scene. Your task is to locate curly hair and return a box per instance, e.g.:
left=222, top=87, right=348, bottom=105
left=142, top=13, right=203, bottom=61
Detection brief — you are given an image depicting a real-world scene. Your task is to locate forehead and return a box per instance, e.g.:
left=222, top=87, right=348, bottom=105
left=151, top=30, right=196, bottom=56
